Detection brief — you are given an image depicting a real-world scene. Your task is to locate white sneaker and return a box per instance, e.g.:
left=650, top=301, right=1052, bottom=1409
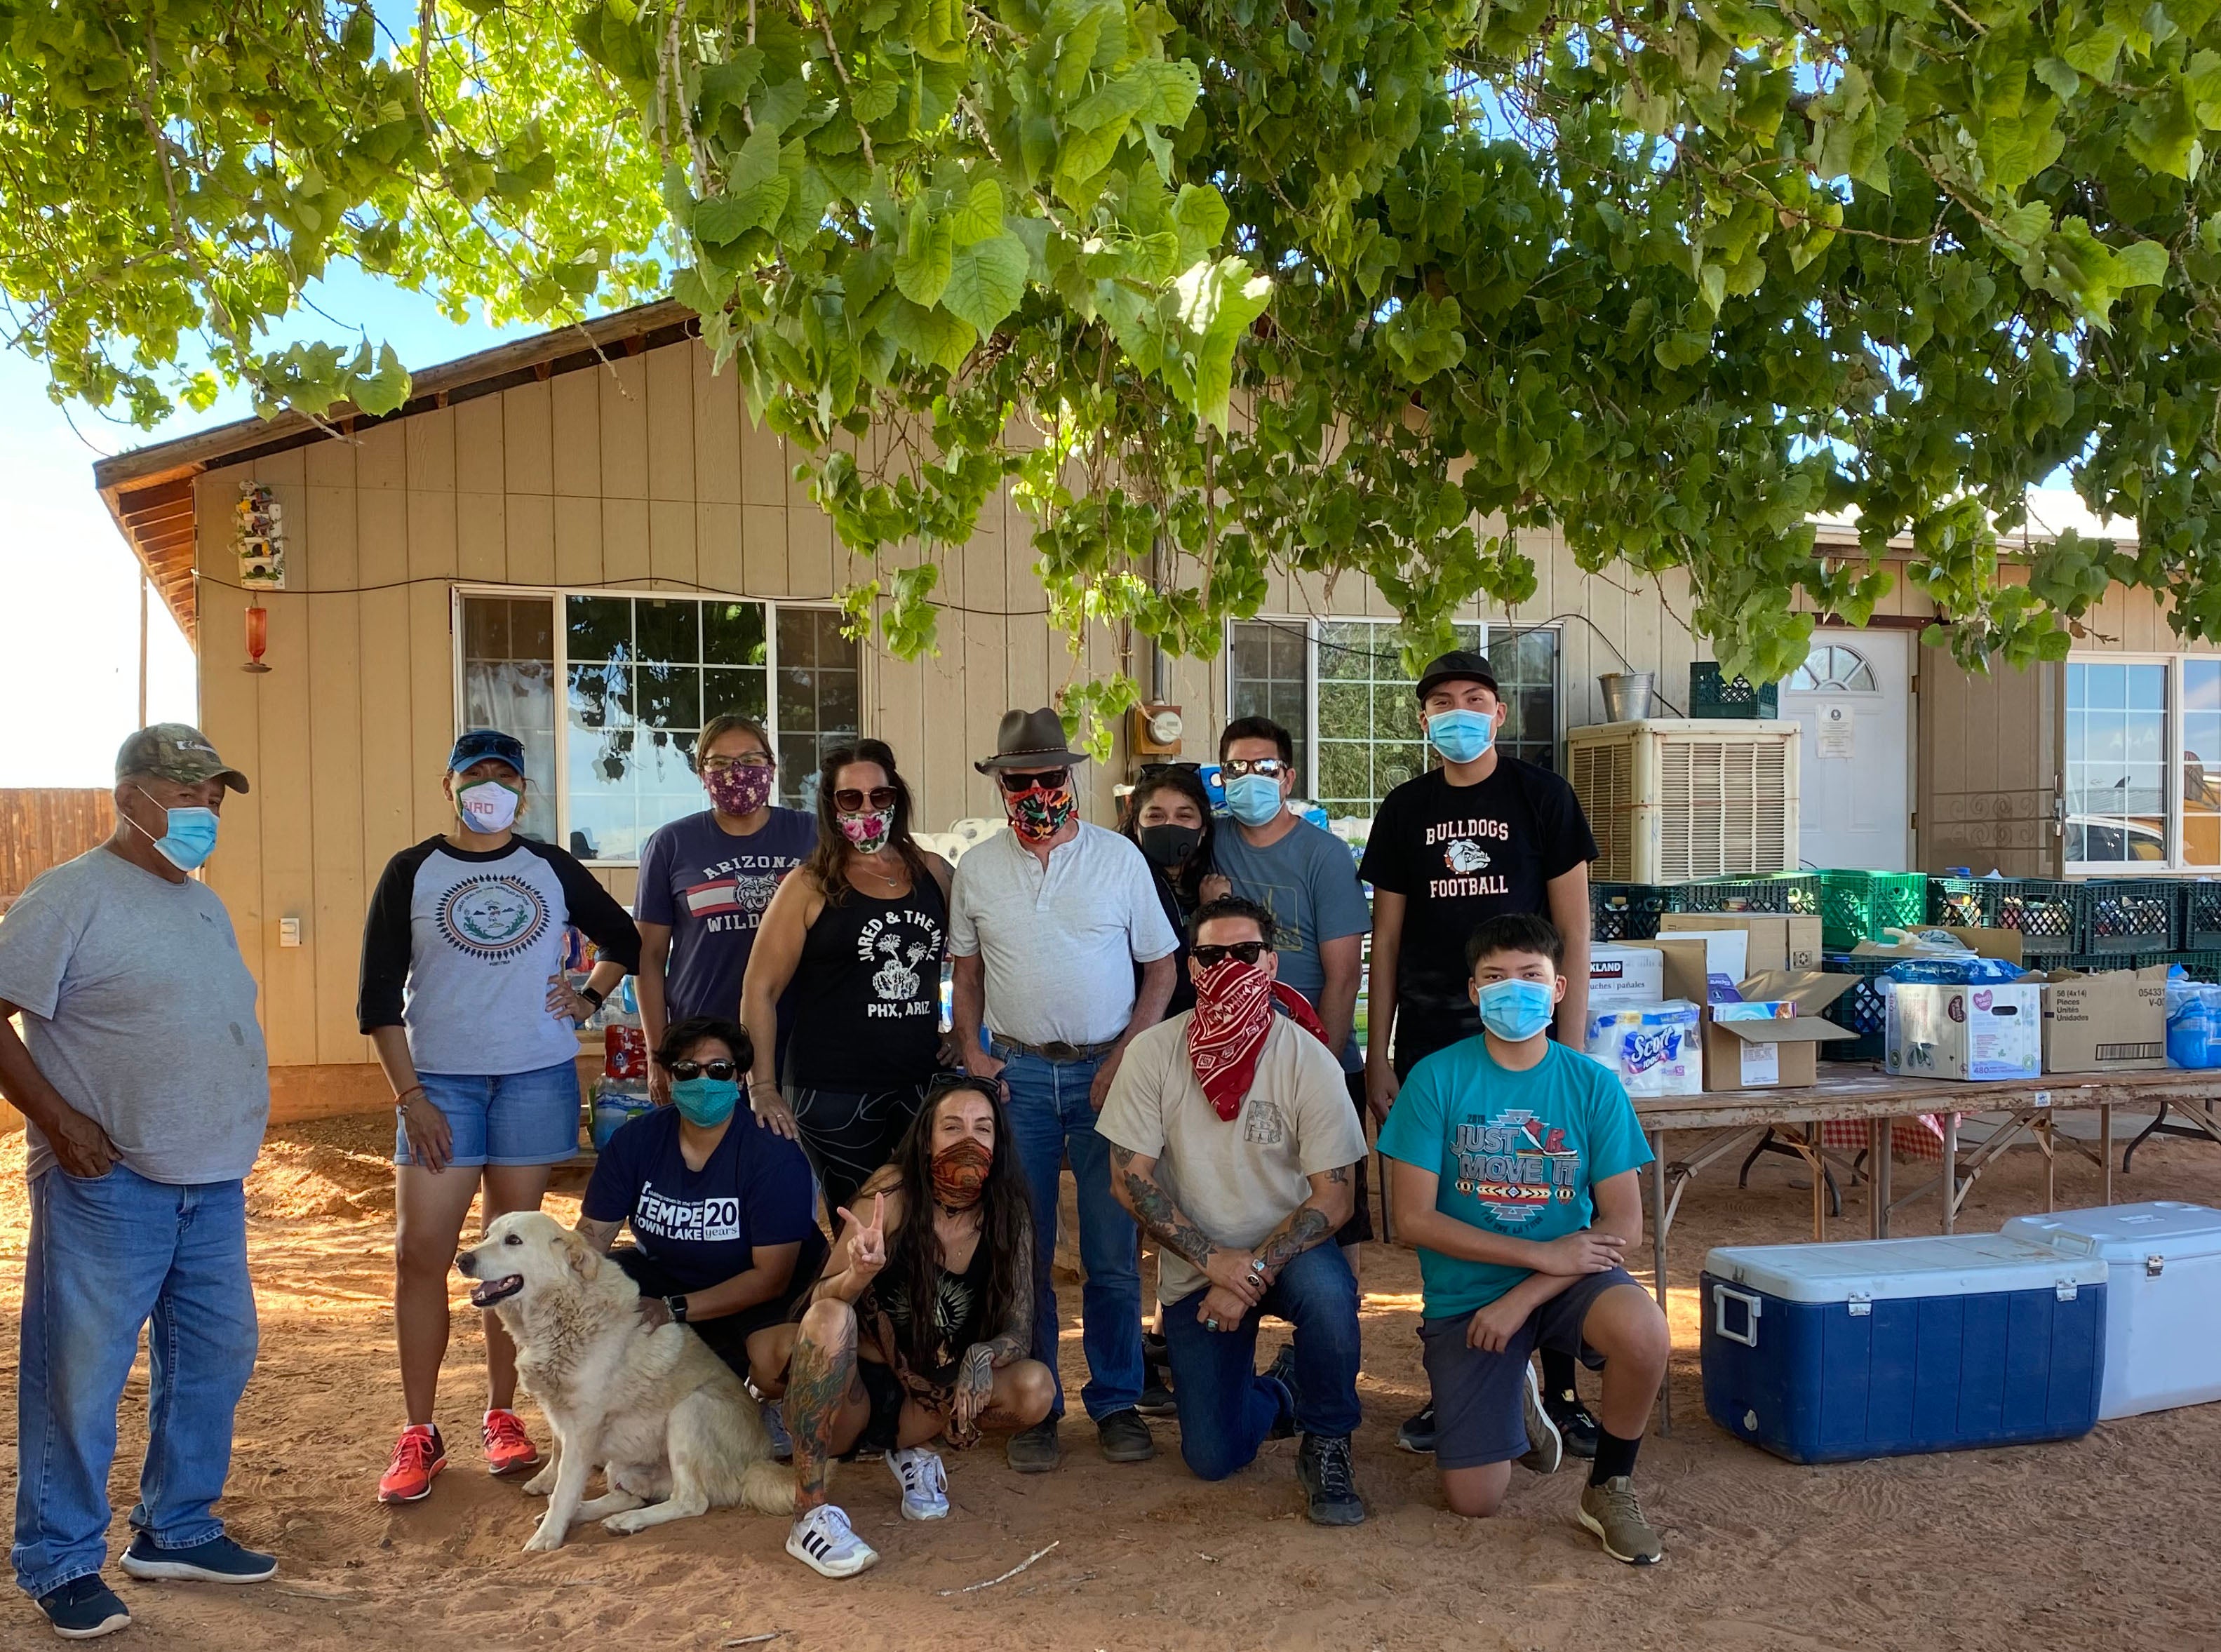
left=887, top=1446, right=951, bottom=1521
left=786, top=1504, right=879, bottom=1578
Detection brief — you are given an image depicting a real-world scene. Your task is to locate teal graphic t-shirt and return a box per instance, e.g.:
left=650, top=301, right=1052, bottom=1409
left=1378, top=1037, right=1651, bottom=1318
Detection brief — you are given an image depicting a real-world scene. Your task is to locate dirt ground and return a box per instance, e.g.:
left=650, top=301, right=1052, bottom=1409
left=1, top=1116, right=2217, bottom=1652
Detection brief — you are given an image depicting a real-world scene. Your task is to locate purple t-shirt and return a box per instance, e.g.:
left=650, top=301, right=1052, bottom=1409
left=635, top=808, right=817, bottom=1023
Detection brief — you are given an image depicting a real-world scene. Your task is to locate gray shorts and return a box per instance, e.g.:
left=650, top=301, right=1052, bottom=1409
left=1418, top=1267, right=1643, bottom=1470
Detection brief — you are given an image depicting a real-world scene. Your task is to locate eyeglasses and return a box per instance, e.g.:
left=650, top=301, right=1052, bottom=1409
left=1220, top=758, right=1289, bottom=779
left=1191, top=941, right=1270, bottom=967
left=666, top=1059, right=739, bottom=1082
left=834, top=786, right=899, bottom=812
left=701, top=753, right=774, bottom=772
left=997, top=769, right=1070, bottom=795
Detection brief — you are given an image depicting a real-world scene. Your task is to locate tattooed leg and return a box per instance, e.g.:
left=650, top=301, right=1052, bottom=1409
left=788, top=1298, right=868, bottom=1513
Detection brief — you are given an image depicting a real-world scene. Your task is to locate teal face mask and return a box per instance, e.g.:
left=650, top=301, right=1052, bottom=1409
left=1475, top=976, right=1555, bottom=1042
left=1223, top=772, right=1285, bottom=828
left=133, top=788, right=220, bottom=872
left=1427, top=709, right=1496, bottom=765
left=670, top=1076, right=741, bottom=1127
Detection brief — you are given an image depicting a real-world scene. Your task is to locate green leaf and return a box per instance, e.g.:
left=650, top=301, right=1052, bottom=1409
left=941, top=231, right=1029, bottom=333
left=893, top=199, right=955, bottom=306
left=1172, top=256, right=1272, bottom=429
left=948, top=177, right=1005, bottom=246
left=882, top=297, right=977, bottom=375
left=2114, top=239, right=2171, bottom=288
left=2060, top=25, right=2125, bottom=79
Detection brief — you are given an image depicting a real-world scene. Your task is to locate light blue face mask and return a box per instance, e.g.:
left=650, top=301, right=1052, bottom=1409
left=133, top=788, right=220, bottom=872
left=1428, top=709, right=1496, bottom=765
left=1223, top=772, right=1286, bottom=828
left=1475, top=976, right=1555, bottom=1042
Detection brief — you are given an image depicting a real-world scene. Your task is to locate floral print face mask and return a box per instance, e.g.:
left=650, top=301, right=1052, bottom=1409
left=1006, top=782, right=1077, bottom=843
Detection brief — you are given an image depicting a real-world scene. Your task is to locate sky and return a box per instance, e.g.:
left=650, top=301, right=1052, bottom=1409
left=0, top=266, right=546, bottom=787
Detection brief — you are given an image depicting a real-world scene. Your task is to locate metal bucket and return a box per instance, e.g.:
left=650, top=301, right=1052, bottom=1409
left=1599, top=671, right=1655, bottom=722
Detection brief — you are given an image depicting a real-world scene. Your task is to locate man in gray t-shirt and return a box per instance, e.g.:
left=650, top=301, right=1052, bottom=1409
left=0, top=725, right=276, bottom=1634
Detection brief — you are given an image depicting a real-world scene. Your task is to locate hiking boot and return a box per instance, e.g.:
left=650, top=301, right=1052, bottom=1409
left=481, top=1409, right=540, bottom=1476
left=1548, top=1388, right=1601, bottom=1460
left=35, top=1576, right=130, bottom=1641
left=120, top=1532, right=276, bottom=1584
left=1096, top=1406, right=1156, bottom=1463
left=1517, top=1362, right=1563, bottom=1476
left=887, top=1446, right=950, bottom=1521
left=377, top=1424, right=446, bottom=1503
left=1395, top=1402, right=1436, bottom=1453
left=1139, top=1333, right=1177, bottom=1416
left=1296, top=1434, right=1365, bottom=1526
left=1578, top=1476, right=1664, bottom=1566
left=1005, top=1418, right=1062, bottom=1473
left=1260, top=1343, right=1299, bottom=1440
left=786, top=1505, right=878, bottom=1578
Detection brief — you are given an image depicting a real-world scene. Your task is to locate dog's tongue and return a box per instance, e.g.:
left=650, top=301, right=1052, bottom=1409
left=469, top=1275, right=522, bottom=1308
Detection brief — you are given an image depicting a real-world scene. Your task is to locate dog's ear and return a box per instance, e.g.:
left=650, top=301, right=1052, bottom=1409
left=561, top=1229, right=598, bottom=1281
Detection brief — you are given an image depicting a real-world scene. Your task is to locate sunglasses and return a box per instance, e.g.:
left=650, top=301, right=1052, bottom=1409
left=997, top=769, right=1071, bottom=795
left=1191, top=941, right=1270, bottom=967
left=666, top=1059, right=739, bottom=1082
left=1220, top=757, right=1289, bottom=779
left=834, top=786, right=899, bottom=812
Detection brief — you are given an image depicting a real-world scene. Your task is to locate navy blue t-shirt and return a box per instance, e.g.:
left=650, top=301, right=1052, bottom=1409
left=634, top=808, right=817, bottom=1022
left=583, top=1106, right=827, bottom=1295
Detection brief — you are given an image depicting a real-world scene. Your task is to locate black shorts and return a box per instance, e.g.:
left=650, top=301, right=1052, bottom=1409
left=1418, top=1268, right=1642, bottom=1470
left=608, top=1247, right=806, bottom=1379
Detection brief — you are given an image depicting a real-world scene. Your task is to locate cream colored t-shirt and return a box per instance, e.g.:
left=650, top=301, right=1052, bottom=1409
left=1098, top=1012, right=1368, bottom=1304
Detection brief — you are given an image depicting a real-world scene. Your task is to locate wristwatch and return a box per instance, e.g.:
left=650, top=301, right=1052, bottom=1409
left=664, top=1294, right=689, bottom=1324
left=578, top=984, right=606, bottom=1010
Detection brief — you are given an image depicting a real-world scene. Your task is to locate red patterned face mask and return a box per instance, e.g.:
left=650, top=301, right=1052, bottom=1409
left=1187, top=958, right=1331, bottom=1121
left=704, top=763, right=774, bottom=817
left=1006, top=784, right=1076, bottom=843
left=930, top=1137, right=994, bottom=1210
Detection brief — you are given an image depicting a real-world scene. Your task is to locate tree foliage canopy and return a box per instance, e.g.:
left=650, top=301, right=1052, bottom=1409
left=8, top=0, right=2221, bottom=723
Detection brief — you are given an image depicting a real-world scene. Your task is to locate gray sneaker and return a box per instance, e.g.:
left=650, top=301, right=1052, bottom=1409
left=1517, top=1360, right=1563, bottom=1475
left=1096, top=1406, right=1156, bottom=1463
left=1578, top=1476, right=1663, bottom=1565
left=1005, top=1418, right=1062, bottom=1474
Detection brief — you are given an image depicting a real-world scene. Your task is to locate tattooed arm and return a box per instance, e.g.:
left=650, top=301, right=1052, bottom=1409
left=572, top=1214, right=625, bottom=1254
left=1252, top=1164, right=1359, bottom=1284
left=953, top=1223, right=1033, bottom=1430
left=1109, top=1143, right=1263, bottom=1306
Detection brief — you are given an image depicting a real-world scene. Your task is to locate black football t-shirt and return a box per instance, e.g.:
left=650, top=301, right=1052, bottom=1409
left=1358, top=758, right=1598, bottom=1065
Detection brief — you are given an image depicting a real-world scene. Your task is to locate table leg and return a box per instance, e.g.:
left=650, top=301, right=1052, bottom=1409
left=1809, top=1124, right=1825, bottom=1241
left=1870, top=1117, right=1894, bottom=1239
left=2041, top=1113, right=2057, bottom=1212
left=2102, top=1105, right=2113, bottom=1206
left=1942, top=1113, right=1959, bottom=1234
left=1649, top=1131, right=1670, bottom=1437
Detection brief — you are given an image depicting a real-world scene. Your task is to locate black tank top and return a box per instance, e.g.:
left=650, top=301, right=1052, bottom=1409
left=878, top=1237, right=993, bottom=1386
left=785, top=869, right=948, bottom=1092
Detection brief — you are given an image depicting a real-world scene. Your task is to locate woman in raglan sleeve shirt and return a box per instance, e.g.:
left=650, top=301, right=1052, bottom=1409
left=357, top=729, right=643, bottom=1506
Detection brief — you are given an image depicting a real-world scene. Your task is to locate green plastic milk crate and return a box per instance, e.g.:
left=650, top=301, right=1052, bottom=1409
left=1926, top=876, right=2080, bottom=956
left=1818, top=871, right=1930, bottom=951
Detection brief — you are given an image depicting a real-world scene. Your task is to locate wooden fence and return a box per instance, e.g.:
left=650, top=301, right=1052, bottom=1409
left=1, top=789, right=111, bottom=913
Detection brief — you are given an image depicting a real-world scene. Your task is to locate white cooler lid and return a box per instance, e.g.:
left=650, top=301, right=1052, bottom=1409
left=2002, top=1201, right=2221, bottom=1263
left=1704, top=1234, right=2107, bottom=1303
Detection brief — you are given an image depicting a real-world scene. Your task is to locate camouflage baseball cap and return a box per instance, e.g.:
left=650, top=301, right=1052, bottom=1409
left=114, top=724, right=250, bottom=793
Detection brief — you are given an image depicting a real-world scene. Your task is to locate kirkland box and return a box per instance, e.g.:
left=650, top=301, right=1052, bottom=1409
left=1884, top=980, right=2044, bottom=1080
left=1700, top=1234, right=2107, bottom=1463
left=1588, top=943, right=1666, bottom=1014
left=2003, top=1202, right=2221, bottom=1418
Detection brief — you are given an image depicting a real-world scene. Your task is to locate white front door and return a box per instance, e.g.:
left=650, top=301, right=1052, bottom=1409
left=1781, top=632, right=1914, bottom=871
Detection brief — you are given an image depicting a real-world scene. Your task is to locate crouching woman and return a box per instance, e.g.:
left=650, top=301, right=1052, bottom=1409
left=770, top=1075, right=1053, bottom=1577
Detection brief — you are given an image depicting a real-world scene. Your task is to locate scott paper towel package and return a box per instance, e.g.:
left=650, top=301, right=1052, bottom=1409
left=1586, top=1001, right=1703, bottom=1096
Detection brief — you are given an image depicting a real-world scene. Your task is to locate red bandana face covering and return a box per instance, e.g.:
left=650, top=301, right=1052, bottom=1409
left=930, top=1137, right=994, bottom=1210
left=1186, top=958, right=1331, bottom=1121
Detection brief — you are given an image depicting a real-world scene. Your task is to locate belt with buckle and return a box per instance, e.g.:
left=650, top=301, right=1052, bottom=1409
left=991, top=1033, right=1119, bottom=1063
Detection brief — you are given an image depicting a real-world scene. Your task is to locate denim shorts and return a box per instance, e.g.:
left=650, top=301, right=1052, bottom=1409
left=394, top=1061, right=584, bottom=1168
left=1418, top=1266, right=1642, bottom=1470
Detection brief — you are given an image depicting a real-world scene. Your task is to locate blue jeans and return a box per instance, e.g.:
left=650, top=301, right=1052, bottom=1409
left=995, top=1045, right=1143, bottom=1422
left=13, top=1167, right=257, bottom=1599
left=1160, top=1242, right=1363, bottom=1481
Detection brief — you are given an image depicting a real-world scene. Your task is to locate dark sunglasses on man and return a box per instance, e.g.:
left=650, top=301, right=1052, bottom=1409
left=666, top=1058, right=740, bottom=1082
left=1191, top=941, right=1271, bottom=967
left=833, top=786, right=899, bottom=812
left=1219, top=757, right=1289, bottom=779
left=997, top=768, right=1071, bottom=795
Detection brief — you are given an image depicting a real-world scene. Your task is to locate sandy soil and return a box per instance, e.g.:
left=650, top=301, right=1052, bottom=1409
left=1, top=1115, right=2217, bottom=1652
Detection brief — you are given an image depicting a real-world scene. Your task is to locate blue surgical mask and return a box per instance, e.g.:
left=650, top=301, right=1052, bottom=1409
left=670, top=1076, right=741, bottom=1127
left=1223, top=772, right=1285, bottom=828
left=1475, top=976, right=1555, bottom=1042
left=1428, top=709, right=1496, bottom=765
left=132, top=788, right=220, bottom=872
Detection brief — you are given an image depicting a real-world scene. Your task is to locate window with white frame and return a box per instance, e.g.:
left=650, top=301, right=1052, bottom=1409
left=457, top=590, right=860, bottom=864
left=2063, top=654, right=2221, bottom=869
left=1226, top=617, right=1561, bottom=821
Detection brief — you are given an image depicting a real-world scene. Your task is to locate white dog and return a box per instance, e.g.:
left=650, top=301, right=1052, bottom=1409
left=456, top=1211, right=796, bottom=1552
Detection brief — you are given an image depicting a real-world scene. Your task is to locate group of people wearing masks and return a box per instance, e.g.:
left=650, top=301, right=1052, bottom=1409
left=0, top=643, right=1668, bottom=1637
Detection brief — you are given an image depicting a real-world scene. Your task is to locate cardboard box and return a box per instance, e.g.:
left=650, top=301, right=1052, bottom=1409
left=1585, top=1002, right=1704, bottom=1096
left=1702, top=971, right=1859, bottom=1089
left=1885, top=981, right=2044, bottom=1080
left=1649, top=932, right=1751, bottom=1006
left=1660, top=913, right=1824, bottom=973
left=2040, top=965, right=2168, bottom=1073
left=1851, top=927, right=2025, bottom=967
left=1589, top=943, right=1666, bottom=1014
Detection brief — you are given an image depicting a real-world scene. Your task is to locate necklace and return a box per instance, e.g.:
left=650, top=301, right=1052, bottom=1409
left=851, top=854, right=904, bottom=888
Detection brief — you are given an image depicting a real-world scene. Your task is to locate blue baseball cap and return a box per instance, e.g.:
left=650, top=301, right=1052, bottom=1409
left=448, top=728, right=526, bottom=775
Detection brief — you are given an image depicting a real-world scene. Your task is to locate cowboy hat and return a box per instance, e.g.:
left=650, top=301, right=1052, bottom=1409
left=974, top=707, right=1090, bottom=773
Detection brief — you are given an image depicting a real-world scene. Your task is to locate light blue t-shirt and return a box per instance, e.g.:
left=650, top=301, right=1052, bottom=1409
left=1378, top=1037, right=1652, bottom=1317
left=1211, top=818, right=1371, bottom=1072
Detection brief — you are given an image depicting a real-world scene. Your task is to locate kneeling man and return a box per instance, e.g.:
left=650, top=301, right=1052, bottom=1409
left=1377, top=913, right=1669, bottom=1564
left=1100, top=897, right=1367, bottom=1525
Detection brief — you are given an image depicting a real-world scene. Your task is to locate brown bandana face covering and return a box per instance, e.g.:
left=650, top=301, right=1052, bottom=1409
left=930, top=1137, right=994, bottom=1210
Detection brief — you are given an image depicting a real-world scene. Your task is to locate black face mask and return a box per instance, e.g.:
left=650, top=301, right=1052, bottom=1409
left=1136, top=823, right=1203, bottom=870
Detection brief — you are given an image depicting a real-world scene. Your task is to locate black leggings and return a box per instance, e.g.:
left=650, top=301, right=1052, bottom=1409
left=786, top=1082, right=929, bottom=1215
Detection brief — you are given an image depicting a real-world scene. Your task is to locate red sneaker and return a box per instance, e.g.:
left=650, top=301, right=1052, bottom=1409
left=379, top=1425, right=446, bottom=1503
left=482, top=1409, right=540, bottom=1476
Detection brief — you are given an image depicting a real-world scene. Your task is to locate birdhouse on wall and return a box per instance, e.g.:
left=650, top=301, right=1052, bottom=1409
left=235, top=482, right=286, bottom=589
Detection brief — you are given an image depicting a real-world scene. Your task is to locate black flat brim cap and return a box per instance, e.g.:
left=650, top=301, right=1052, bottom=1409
left=1415, top=649, right=1499, bottom=700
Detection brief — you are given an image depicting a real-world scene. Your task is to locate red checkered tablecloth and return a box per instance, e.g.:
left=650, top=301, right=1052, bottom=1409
left=1817, top=1114, right=1948, bottom=1162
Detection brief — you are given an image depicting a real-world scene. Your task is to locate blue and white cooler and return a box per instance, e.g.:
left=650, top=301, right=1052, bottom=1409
left=1701, top=1234, right=2107, bottom=1463
left=2003, top=1201, right=2221, bottom=1419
